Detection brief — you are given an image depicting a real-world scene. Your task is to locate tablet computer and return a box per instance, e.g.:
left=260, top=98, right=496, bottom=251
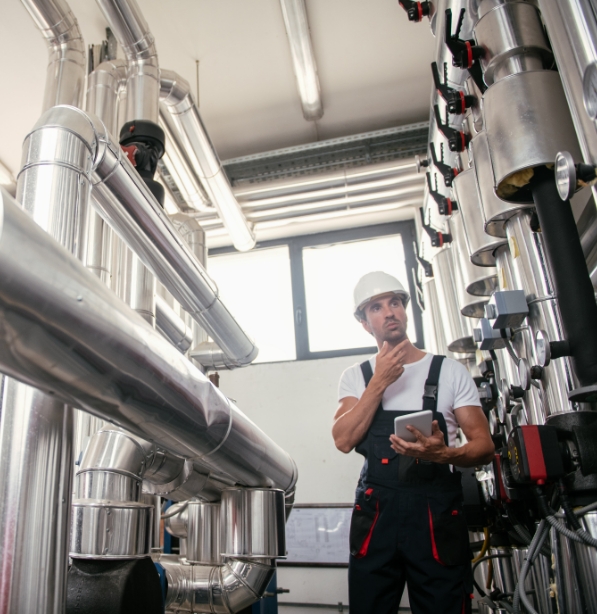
left=394, top=410, right=433, bottom=443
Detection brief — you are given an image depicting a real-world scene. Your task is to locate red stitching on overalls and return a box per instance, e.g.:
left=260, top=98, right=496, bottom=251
left=356, top=501, right=379, bottom=558
left=428, top=503, right=445, bottom=565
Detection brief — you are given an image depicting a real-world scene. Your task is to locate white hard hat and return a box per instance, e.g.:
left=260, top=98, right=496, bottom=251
left=353, top=271, right=410, bottom=321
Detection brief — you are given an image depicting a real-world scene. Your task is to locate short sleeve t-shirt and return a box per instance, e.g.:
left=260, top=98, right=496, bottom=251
left=338, top=352, right=481, bottom=447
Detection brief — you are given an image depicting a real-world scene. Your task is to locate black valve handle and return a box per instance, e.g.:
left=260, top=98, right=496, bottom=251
left=426, top=172, right=457, bottom=216
left=415, top=244, right=434, bottom=278
left=419, top=208, right=452, bottom=248
left=445, top=9, right=486, bottom=93
left=398, top=0, right=431, bottom=22
left=430, top=142, right=459, bottom=187
left=431, top=62, right=476, bottom=115
left=434, top=104, right=470, bottom=153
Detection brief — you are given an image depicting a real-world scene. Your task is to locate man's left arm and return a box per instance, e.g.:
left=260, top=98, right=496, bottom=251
left=389, top=405, right=495, bottom=467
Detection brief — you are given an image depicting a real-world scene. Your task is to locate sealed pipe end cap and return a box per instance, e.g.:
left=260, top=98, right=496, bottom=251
left=555, top=151, right=576, bottom=201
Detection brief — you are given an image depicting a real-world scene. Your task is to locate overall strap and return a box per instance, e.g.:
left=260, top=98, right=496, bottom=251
left=360, top=360, right=374, bottom=387
left=422, top=355, right=445, bottom=412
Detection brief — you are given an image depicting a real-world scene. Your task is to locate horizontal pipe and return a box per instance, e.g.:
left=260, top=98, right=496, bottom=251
left=279, top=0, right=323, bottom=121
left=155, top=294, right=193, bottom=353
left=191, top=342, right=242, bottom=371
left=21, top=0, right=86, bottom=112
left=0, top=186, right=297, bottom=492
left=160, top=70, right=256, bottom=252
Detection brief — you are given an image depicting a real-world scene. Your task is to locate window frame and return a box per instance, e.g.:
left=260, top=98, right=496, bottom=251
left=209, top=221, right=423, bottom=362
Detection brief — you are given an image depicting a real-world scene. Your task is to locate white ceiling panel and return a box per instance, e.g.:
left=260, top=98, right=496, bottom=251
left=0, top=0, right=434, bottom=177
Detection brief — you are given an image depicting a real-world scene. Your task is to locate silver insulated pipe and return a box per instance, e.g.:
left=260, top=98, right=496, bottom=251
left=159, top=70, right=256, bottom=252
left=21, top=0, right=86, bottom=112
left=0, top=179, right=296, bottom=492
left=46, top=101, right=260, bottom=366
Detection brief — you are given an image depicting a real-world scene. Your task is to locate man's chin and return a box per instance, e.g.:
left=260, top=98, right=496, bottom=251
left=382, top=330, right=407, bottom=344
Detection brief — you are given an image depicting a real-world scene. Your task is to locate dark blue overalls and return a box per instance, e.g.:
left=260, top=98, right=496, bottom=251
left=348, top=355, right=473, bottom=614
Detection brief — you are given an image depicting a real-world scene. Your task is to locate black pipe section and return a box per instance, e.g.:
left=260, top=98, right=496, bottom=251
left=531, top=166, right=597, bottom=388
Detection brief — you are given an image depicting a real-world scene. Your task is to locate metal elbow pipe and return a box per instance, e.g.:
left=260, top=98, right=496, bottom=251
left=160, top=557, right=275, bottom=614
left=58, top=103, right=258, bottom=366
left=95, top=0, right=160, bottom=123
left=191, top=342, right=246, bottom=371
left=160, top=70, right=256, bottom=252
left=21, top=0, right=86, bottom=111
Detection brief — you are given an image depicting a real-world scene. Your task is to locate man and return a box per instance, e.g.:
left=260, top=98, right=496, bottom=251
left=332, top=271, right=494, bottom=614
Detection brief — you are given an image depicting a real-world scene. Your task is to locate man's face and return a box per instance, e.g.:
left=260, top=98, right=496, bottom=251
left=360, top=293, right=408, bottom=345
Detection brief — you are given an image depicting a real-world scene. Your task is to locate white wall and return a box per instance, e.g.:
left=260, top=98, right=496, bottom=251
left=219, top=355, right=411, bottom=612
left=219, top=355, right=364, bottom=505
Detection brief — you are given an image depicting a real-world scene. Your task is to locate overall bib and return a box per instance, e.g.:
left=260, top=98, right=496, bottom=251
left=348, top=355, right=473, bottom=614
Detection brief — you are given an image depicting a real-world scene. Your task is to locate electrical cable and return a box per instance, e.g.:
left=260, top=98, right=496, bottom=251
left=513, top=519, right=549, bottom=614
left=472, top=527, right=490, bottom=563
left=536, top=485, right=597, bottom=548
left=471, top=553, right=512, bottom=599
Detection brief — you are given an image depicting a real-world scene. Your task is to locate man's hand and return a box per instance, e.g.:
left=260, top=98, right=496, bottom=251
left=371, top=339, right=408, bottom=389
left=389, top=420, right=449, bottom=464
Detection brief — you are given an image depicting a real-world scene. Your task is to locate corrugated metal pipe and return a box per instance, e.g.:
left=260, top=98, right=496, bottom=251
left=21, top=0, right=86, bottom=112
left=160, top=70, right=256, bottom=252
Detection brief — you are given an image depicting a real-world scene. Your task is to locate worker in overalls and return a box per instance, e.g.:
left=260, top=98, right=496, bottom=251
left=332, top=271, right=494, bottom=614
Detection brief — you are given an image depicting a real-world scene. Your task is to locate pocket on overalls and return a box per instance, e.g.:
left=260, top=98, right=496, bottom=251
left=349, top=488, right=379, bottom=558
left=368, top=434, right=398, bottom=480
left=427, top=490, right=472, bottom=566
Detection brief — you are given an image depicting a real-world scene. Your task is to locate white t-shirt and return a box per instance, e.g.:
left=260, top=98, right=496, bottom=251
left=338, top=352, right=481, bottom=447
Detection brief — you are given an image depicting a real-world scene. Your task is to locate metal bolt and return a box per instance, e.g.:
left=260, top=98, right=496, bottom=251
left=77, top=295, right=83, bottom=302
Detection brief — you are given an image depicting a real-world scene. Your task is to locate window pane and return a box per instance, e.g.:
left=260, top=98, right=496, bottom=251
left=303, top=235, right=416, bottom=353
left=208, top=246, right=296, bottom=363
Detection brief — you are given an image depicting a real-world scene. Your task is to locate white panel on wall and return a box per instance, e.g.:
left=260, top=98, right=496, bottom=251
left=219, top=354, right=366, bottom=504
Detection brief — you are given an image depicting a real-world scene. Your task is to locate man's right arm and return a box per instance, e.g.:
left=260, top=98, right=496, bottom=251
left=332, top=340, right=407, bottom=453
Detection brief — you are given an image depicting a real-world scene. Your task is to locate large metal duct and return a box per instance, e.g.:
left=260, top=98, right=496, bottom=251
left=21, top=0, right=85, bottom=112
left=0, top=186, right=296, bottom=492
left=537, top=0, right=597, bottom=167
left=37, top=102, right=257, bottom=366
left=160, top=70, right=256, bottom=252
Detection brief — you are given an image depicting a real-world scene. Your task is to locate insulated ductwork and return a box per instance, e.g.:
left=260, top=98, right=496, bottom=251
left=0, top=184, right=296, bottom=492
left=160, top=70, right=256, bottom=252
left=86, top=59, right=127, bottom=138
left=26, top=102, right=256, bottom=366
left=95, top=0, right=160, bottom=124
left=21, top=0, right=85, bottom=112
left=158, top=488, right=285, bottom=613
left=155, top=293, right=193, bottom=353
left=191, top=342, right=241, bottom=371
left=93, top=0, right=254, bottom=251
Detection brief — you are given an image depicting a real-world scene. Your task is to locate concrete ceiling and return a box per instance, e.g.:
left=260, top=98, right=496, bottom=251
left=0, top=0, right=435, bottom=181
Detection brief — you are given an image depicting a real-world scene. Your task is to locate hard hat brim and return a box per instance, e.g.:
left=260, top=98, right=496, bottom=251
left=354, top=290, right=410, bottom=321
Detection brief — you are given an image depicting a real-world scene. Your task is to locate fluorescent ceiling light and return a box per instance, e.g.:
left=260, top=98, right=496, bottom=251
left=279, top=0, right=323, bottom=121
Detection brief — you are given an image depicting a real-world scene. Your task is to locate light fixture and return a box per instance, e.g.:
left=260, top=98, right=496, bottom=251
left=279, top=0, right=323, bottom=121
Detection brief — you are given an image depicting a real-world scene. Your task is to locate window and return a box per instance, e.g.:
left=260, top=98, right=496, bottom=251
left=208, top=246, right=296, bottom=363
left=209, top=222, right=422, bottom=362
left=303, top=235, right=417, bottom=353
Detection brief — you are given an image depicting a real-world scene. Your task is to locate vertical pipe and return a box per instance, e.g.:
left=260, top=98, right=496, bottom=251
left=20, top=0, right=86, bottom=112
left=504, top=211, right=576, bottom=417
left=0, top=383, right=73, bottom=614
left=0, top=105, right=94, bottom=614
left=531, top=167, right=597, bottom=392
